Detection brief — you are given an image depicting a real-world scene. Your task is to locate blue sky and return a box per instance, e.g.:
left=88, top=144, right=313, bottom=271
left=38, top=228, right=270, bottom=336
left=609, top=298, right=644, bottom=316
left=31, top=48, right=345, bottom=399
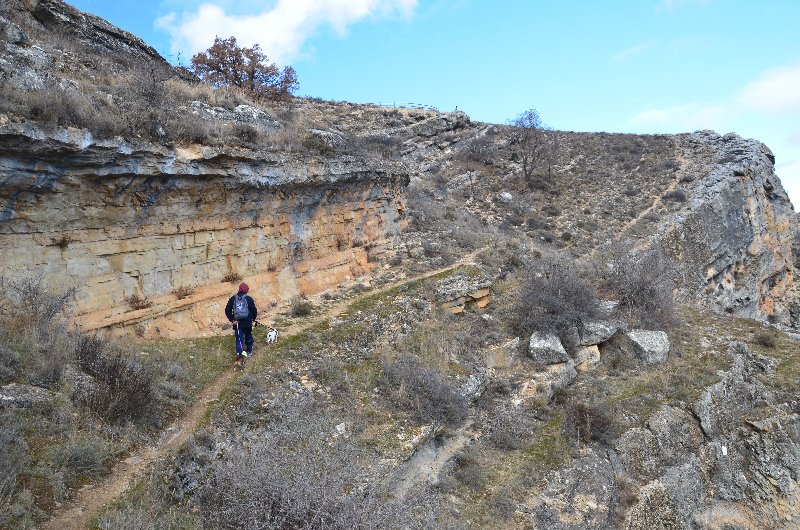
left=68, top=0, right=800, bottom=208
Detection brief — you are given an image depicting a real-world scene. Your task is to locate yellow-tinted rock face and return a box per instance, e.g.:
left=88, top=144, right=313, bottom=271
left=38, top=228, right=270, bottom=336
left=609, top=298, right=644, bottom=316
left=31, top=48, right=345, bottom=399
left=0, top=123, right=408, bottom=337
left=660, top=131, right=799, bottom=325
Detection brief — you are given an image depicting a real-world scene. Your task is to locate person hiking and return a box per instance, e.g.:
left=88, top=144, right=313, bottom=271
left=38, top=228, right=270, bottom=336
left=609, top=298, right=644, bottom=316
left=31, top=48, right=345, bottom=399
left=225, top=282, right=258, bottom=368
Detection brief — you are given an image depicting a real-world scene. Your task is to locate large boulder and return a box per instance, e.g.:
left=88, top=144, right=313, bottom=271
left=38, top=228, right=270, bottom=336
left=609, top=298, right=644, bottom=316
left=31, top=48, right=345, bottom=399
left=579, top=320, right=618, bottom=346
left=0, top=382, right=53, bottom=408
left=624, top=480, right=689, bottom=530
left=619, top=330, right=670, bottom=365
left=615, top=405, right=706, bottom=481
left=528, top=332, right=569, bottom=365
left=521, top=361, right=577, bottom=403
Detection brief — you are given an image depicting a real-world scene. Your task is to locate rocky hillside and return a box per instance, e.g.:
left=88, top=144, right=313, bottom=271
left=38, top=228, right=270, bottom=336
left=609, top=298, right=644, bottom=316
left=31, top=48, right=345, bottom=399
left=1, top=1, right=800, bottom=529
left=1, top=0, right=798, bottom=335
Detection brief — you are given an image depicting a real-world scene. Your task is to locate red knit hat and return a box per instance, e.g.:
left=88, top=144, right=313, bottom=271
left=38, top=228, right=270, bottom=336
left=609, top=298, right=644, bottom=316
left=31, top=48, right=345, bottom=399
left=239, top=282, right=249, bottom=293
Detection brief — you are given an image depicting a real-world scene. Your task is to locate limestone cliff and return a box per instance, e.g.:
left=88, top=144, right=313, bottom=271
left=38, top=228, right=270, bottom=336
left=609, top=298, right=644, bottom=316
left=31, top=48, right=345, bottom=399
left=661, top=131, right=798, bottom=326
left=0, top=118, right=408, bottom=336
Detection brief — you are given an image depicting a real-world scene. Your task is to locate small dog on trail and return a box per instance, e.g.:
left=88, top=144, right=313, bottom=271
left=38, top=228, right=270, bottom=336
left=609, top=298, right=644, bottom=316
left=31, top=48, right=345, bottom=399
left=266, top=328, right=279, bottom=344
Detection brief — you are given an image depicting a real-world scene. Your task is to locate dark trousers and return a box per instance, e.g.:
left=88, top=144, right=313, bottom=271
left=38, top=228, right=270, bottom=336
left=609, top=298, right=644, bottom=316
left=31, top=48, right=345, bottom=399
left=233, top=325, right=254, bottom=354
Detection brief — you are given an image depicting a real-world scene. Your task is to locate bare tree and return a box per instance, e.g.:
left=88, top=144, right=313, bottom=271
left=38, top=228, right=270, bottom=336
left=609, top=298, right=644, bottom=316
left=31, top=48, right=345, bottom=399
left=509, top=108, right=557, bottom=187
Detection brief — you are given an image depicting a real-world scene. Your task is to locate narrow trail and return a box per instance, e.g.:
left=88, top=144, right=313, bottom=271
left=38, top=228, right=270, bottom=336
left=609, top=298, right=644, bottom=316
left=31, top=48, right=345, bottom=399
left=43, top=250, right=482, bottom=530
left=392, top=419, right=476, bottom=499
left=587, top=146, right=688, bottom=260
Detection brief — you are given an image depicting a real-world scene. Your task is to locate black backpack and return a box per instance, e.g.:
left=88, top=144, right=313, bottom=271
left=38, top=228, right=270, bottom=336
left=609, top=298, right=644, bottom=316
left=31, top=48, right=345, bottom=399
left=233, top=294, right=250, bottom=320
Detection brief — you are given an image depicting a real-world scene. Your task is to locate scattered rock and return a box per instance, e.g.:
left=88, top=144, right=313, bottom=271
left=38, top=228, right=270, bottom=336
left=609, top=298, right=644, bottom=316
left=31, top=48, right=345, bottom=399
left=436, top=275, right=491, bottom=313
left=620, top=330, right=670, bottom=364
left=579, top=320, right=618, bottom=346
left=0, top=382, right=53, bottom=408
left=458, top=372, right=489, bottom=402
left=624, top=480, right=687, bottom=530
left=520, top=360, right=577, bottom=402
left=499, top=191, right=513, bottom=203
left=573, top=345, right=600, bottom=372
left=483, top=337, right=519, bottom=368
left=528, top=332, right=569, bottom=366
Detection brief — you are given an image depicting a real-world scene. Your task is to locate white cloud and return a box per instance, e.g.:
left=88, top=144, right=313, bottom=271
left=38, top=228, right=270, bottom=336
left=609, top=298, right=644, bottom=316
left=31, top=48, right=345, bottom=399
left=629, top=102, right=726, bottom=131
left=157, top=0, right=418, bottom=64
left=737, top=63, right=800, bottom=114
left=610, top=40, right=656, bottom=63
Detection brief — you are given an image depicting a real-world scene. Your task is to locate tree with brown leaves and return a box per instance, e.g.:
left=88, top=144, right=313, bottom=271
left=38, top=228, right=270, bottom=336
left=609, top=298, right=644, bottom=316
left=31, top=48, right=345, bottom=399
left=190, top=36, right=298, bottom=98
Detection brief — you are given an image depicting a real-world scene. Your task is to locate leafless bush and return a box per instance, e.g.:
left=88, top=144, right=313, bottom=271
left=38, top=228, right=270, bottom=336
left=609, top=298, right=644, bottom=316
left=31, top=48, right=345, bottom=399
left=0, top=274, right=76, bottom=328
left=290, top=296, right=314, bottom=317
left=459, top=135, right=495, bottom=165
left=301, top=133, right=335, bottom=155
left=0, top=275, right=75, bottom=385
left=172, top=285, right=195, bottom=300
left=753, top=331, right=775, bottom=348
left=0, top=347, right=19, bottom=384
left=489, top=406, right=539, bottom=450
left=513, top=255, right=602, bottom=348
left=48, top=430, right=113, bottom=484
left=603, top=244, right=678, bottom=330
left=11, top=83, right=122, bottom=137
left=349, top=134, right=402, bottom=159
left=222, top=272, right=243, bottom=283
left=75, top=335, right=158, bottom=424
left=196, top=396, right=439, bottom=529
left=564, top=401, right=618, bottom=445
left=378, top=355, right=467, bottom=426
left=0, top=413, right=32, bottom=528
left=663, top=189, right=687, bottom=202
left=450, top=448, right=486, bottom=490
left=0, top=413, right=30, bottom=498
left=124, top=293, right=153, bottom=310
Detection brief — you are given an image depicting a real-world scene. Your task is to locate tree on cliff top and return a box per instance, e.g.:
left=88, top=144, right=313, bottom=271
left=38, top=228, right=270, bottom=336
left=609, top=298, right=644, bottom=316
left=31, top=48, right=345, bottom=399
left=190, top=36, right=298, bottom=98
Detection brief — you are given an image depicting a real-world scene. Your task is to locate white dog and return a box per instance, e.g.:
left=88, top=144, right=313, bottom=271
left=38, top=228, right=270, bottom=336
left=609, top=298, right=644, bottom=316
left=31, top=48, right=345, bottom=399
left=266, top=328, right=279, bottom=344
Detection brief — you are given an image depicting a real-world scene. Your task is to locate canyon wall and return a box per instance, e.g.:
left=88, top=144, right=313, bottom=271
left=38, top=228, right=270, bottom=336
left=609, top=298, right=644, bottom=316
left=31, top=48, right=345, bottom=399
left=662, top=131, right=798, bottom=326
left=0, top=119, right=408, bottom=336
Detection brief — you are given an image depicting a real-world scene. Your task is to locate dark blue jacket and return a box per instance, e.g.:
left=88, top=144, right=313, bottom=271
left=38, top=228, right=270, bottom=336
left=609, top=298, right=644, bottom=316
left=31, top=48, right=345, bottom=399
left=225, top=292, right=258, bottom=330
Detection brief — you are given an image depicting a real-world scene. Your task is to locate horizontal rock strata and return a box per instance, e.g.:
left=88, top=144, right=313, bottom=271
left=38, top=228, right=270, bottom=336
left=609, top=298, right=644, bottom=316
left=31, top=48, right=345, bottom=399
left=0, top=121, right=409, bottom=336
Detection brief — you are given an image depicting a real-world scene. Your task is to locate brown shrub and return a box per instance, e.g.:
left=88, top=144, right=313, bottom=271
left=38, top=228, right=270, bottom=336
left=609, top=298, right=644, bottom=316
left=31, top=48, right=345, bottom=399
left=172, top=285, right=196, bottom=300
left=564, top=401, right=619, bottom=445
left=290, top=296, right=314, bottom=317
left=125, top=293, right=153, bottom=310
left=222, top=272, right=243, bottom=283
left=196, top=396, right=438, bottom=529
left=602, top=244, right=678, bottom=330
left=378, top=355, right=467, bottom=426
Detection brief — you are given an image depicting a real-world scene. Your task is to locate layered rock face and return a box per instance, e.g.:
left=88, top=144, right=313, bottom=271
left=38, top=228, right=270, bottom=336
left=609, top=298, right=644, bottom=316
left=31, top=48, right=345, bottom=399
left=660, top=131, right=798, bottom=325
left=0, top=120, right=408, bottom=336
